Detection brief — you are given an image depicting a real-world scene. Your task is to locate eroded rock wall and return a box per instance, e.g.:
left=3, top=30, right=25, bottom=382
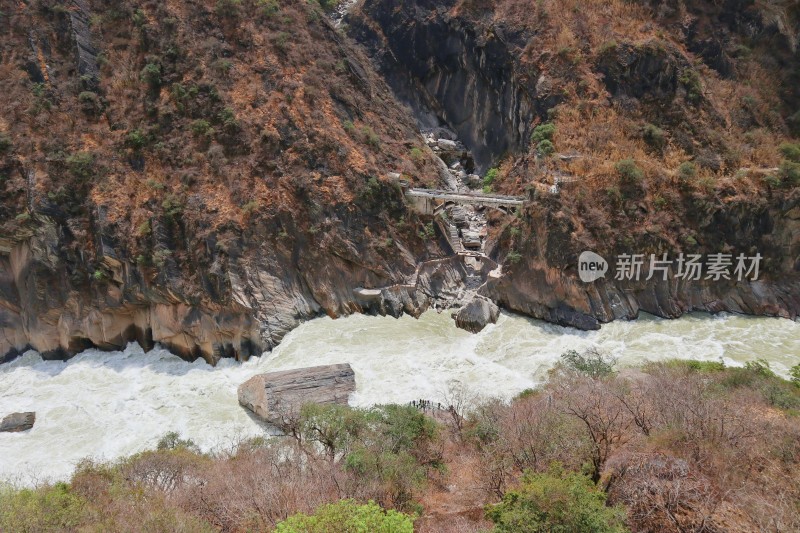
left=348, top=0, right=544, bottom=172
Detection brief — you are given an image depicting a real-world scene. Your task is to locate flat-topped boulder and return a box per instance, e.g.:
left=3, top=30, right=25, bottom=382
left=238, top=364, right=355, bottom=424
left=0, top=412, right=36, bottom=432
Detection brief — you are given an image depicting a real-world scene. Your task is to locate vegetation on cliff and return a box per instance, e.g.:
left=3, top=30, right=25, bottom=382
left=464, top=0, right=800, bottom=272
left=0, top=0, right=454, bottom=361
left=2, top=356, right=798, bottom=532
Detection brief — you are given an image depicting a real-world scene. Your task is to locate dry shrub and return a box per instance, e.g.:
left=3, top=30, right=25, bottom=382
left=173, top=441, right=341, bottom=531
left=468, top=392, right=590, bottom=497
left=606, top=452, right=721, bottom=532
left=468, top=357, right=800, bottom=532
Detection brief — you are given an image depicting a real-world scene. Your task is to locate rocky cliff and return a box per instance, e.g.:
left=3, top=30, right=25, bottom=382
left=1, top=0, right=799, bottom=363
left=349, top=0, right=800, bottom=329
left=0, top=0, right=465, bottom=363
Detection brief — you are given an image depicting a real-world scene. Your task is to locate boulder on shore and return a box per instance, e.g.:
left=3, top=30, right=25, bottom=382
left=0, top=412, right=36, bottom=432
left=453, top=295, right=500, bottom=333
left=238, top=364, right=355, bottom=425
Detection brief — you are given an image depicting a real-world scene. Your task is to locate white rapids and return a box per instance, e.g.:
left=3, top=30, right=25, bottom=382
left=1, top=311, right=799, bottom=485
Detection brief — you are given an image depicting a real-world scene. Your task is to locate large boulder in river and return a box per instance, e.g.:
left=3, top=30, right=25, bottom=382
left=0, top=412, right=36, bottom=432
left=453, top=296, right=500, bottom=333
left=238, top=364, right=356, bottom=425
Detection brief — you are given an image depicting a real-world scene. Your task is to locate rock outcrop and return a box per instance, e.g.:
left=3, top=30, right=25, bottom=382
left=0, top=412, right=36, bottom=432
left=238, top=364, right=356, bottom=424
left=350, top=0, right=800, bottom=331
left=0, top=0, right=458, bottom=364
left=0, top=214, right=471, bottom=364
left=483, top=194, right=800, bottom=330
left=68, top=0, right=100, bottom=84
left=348, top=0, right=541, bottom=172
left=452, top=295, right=499, bottom=333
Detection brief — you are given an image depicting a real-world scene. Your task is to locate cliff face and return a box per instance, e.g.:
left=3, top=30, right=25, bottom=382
left=349, top=0, right=800, bottom=328
left=484, top=193, right=800, bottom=330
left=0, top=0, right=460, bottom=363
left=1, top=0, right=799, bottom=363
left=348, top=0, right=543, bottom=172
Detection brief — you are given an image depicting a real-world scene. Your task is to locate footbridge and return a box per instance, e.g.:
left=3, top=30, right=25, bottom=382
left=404, top=188, right=524, bottom=216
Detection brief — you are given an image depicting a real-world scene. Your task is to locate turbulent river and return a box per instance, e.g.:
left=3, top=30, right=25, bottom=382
left=2, top=311, right=799, bottom=485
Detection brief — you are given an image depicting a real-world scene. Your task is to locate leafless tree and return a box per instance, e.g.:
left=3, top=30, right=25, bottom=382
left=439, top=380, right=479, bottom=436
left=552, top=373, right=633, bottom=482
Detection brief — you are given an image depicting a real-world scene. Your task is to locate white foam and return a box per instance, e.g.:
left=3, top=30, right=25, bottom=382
left=1, top=310, right=798, bottom=485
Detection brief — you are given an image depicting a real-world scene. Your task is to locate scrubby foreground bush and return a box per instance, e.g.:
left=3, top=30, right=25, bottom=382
left=2, top=357, right=799, bottom=532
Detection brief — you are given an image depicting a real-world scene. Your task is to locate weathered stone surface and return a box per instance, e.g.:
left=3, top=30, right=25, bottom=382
left=0, top=412, right=36, bottom=432
left=68, top=0, right=99, bottom=83
left=0, top=214, right=472, bottom=365
left=238, top=364, right=356, bottom=424
left=453, top=295, right=500, bottom=333
left=348, top=1, right=540, bottom=172
left=437, top=139, right=459, bottom=151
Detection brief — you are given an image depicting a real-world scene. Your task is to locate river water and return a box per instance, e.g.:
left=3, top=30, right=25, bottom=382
left=1, top=311, right=799, bottom=485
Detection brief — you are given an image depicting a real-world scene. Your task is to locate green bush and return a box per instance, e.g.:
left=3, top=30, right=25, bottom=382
left=276, top=499, right=414, bottom=533
left=778, top=142, right=800, bottom=163
left=156, top=431, right=199, bottom=452
left=485, top=467, right=629, bottom=533
left=679, top=69, right=703, bottom=103
left=615, top=159, right=644, bottom=183
left=642, top=123, right=666, bottom=151
left=191, top=119, right=215, bottom=137
left=484, top=167, right=499, bottom=186
left=242, top=200, right=260, bottom=214
left=140, top=62, right=162, bottom=88
left=171, top=83, right=199, bottom=111
left=598, top=40, right=618, bottom=55
left=213, top=58, right=234, bottom=76
left=507, top=250, right=522, bottom=264
left=372, top=403, right=438, bottom=454
left=361, top=126, right=380, bottom=149
left=126, top=129, right=148, bottom=150
left=677, top=161, right=696, bottom=182
left=152, top=249, right=172, bottom=268
left=256, top=0, right=280, bottom=17
left=410, top=147, right=424, bottom=163
left=219, top=107, right=238, bottom=127
left=777, top=143, right=800, bottom=187
left=561, top=348, right=616, bottom=378
left=537, top=139, right=555, bottom=157
left=762, top=173, right=782, bottom=188
left=419, top=222, right=435, bottom=240
left=131, top=8, right=146, bottom=27
left=297, top=403, right=369, bottom=460
left=790, top=364, right=800, bottom=387
left=716, top=360, right=800, bottom=409
left=136, top=220, right=151, bottom=237
left=162, top=194, right=184, bottom=219
left=778, top=160, right=800, bottom=187
left=0, top=483, right=87, bottom=532
left=66, top=152, right=95, bottom=181
left=788, top=110, right=800, bottom=137
left=531, top=123, right=556, bottom=144
left=283, top=403, right=441, bottom=509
